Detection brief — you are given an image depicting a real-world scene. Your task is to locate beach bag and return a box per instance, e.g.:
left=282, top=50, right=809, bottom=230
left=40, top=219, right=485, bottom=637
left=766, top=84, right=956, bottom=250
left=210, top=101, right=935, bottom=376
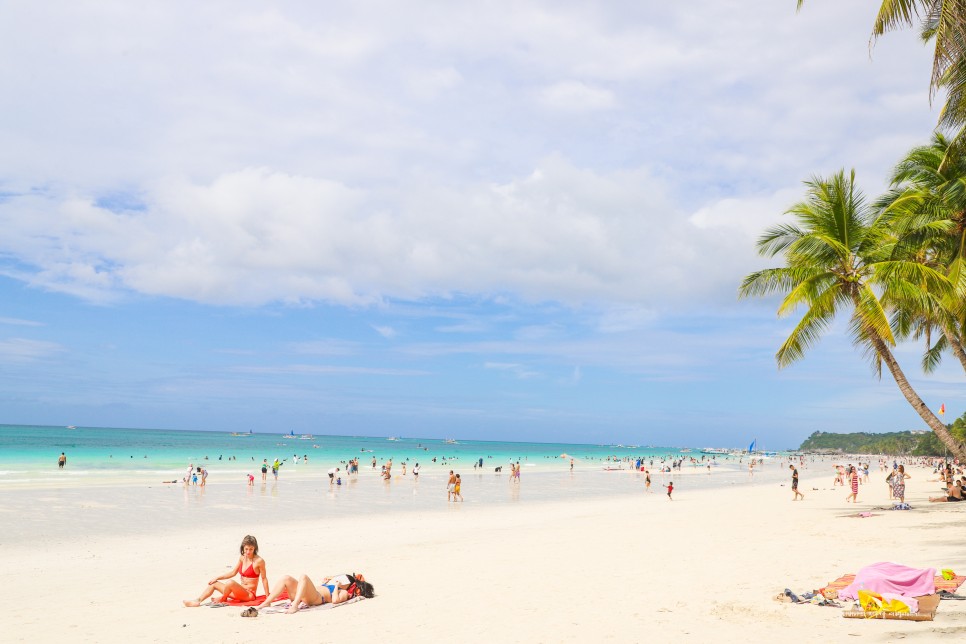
left=892, top=502, right=911, bottom=510
left=858, top=590, right=910, bottom=614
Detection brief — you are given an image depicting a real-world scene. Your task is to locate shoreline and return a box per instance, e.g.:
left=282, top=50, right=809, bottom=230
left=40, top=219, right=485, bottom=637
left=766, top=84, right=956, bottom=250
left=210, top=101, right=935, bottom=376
left=8, top=464, right=966, bottom=642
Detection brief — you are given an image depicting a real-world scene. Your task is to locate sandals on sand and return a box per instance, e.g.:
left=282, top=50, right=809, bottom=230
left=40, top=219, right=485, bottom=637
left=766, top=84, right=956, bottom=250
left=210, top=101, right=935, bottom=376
left=240, top=607, right=259, bottom=617
left=939, top=590, right=966, bottom=600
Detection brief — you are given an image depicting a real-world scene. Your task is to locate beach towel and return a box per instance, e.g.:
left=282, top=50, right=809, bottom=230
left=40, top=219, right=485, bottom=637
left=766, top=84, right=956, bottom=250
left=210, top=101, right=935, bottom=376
left=838, top=562, right=936, bottom=601
left=824, top=572, right=965, bottom=595
left=259, top=596, right=365, bottom=614
left=221, top=589, right=289, bottom=607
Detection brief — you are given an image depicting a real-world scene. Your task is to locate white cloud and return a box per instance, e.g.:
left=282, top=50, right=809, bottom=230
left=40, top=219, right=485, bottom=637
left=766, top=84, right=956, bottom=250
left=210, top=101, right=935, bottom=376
left=372, top=325, right=397, bottom=339
left=0, top=317, right=44, bottom=327
left=0, top=1, right=941, bottom=315
left=537, top=81, right=616, bottom=111
left=0, top=338, right=63, bottom=362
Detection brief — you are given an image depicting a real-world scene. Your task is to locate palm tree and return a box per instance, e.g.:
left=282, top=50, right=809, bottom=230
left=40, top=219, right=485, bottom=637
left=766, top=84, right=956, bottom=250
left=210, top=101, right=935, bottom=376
left=877, top=132, right=966, bottom=373
left=739, top=169, right=966, bottom=460
left=798, top=1, right=966, bottom=171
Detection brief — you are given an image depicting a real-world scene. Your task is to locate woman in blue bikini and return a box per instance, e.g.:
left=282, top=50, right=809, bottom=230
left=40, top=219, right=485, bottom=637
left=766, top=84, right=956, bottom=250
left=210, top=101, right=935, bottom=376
left=256, top=573, right=374, bottom=613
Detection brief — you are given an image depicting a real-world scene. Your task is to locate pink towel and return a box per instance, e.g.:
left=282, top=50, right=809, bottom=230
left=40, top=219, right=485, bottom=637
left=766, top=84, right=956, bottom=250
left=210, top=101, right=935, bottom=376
left=839, top=562, right=936, bottom=602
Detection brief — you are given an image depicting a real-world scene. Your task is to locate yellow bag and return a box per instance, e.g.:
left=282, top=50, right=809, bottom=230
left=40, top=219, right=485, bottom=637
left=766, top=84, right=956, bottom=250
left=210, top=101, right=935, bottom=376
left=941, top=568, right=956, bottom=580
left=858, top=590, right=910, bottom=614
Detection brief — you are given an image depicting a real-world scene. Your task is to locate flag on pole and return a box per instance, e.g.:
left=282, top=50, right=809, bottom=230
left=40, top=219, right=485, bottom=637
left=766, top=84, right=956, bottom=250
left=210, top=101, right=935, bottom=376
left=940, top=403, right=946, bottom=416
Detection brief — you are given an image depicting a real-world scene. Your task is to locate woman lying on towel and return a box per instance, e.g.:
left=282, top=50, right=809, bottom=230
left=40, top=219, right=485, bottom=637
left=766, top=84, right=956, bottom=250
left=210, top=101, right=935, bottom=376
left=256, top=572, right=374, bottom=613
left=182, top=535, right=269, bottom=606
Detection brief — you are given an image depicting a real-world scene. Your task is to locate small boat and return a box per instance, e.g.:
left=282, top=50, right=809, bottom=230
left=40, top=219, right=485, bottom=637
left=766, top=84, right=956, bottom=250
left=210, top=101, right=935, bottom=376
left=680, top=448, right=692, bottom=453
left=66, top=425, right=77, bottom=430
left=231, top=429, right=254, bottom=437
left=443, top=438, right=458, bottom=444
left=298, top=434, right=314, bottom=440
left=701, top=448, right=729, bottom=455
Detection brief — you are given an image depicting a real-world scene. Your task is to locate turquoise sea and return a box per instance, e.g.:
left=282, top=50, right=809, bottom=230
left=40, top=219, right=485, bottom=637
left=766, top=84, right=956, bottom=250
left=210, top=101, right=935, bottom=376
left=0, top=423, right=743, bottom=482
left=0, top=424, right=790, bottom=547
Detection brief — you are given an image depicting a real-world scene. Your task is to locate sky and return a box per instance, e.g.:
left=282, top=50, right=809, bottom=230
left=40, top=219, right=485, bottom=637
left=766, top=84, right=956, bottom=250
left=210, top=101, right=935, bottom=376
left=0, top=1, right=961, bottom=449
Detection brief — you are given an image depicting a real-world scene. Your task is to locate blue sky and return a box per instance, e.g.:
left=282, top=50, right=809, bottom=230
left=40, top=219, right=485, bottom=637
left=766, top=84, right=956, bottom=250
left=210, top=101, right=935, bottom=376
left=0, top=1, right=960, bottom=448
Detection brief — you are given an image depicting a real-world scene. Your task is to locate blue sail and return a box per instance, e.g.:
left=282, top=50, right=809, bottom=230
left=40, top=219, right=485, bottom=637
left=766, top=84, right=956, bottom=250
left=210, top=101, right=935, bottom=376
left=748, top=439, right=756, bottom=454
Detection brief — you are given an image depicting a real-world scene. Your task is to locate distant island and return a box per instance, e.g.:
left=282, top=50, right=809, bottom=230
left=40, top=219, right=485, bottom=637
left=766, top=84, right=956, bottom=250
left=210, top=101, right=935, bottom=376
left=800, top=411, right=966, bottom=456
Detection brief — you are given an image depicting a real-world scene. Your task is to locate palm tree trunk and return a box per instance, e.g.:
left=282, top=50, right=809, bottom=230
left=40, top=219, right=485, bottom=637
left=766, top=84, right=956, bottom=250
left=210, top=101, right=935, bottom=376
left=941, top=324, right=966, bottom=374
left=870, top=334, right=966, bottom=461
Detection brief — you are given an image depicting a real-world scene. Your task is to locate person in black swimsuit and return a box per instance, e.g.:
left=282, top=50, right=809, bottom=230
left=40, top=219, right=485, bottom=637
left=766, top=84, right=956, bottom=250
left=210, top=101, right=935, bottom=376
left=790, top=464, right=804, bottom=501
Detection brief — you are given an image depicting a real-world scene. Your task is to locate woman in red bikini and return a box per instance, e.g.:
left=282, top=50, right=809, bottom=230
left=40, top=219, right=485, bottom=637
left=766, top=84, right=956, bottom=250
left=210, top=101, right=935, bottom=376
left=183, top=535, right=269, bottom=606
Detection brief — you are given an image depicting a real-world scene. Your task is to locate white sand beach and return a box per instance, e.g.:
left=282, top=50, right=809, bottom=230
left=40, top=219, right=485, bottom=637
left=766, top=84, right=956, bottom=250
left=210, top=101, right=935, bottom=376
left=6, top=463, right=966, bottom=643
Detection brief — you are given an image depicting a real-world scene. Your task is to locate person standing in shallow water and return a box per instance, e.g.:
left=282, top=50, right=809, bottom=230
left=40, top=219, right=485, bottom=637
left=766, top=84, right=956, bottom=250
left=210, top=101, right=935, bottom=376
left=790, top=464, right=804, bottom=501
left=58, top=452, right=66, bottom=469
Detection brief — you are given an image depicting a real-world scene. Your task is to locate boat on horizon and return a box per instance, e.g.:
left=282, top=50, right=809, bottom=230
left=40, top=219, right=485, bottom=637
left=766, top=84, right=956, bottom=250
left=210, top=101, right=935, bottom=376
left=443, top=438, right=458, bottom=444
left=701, top=448, right=729, bottom=455
left=231, top=429, right=254, bottom=437
left=66, top=425, right=77, bottom=430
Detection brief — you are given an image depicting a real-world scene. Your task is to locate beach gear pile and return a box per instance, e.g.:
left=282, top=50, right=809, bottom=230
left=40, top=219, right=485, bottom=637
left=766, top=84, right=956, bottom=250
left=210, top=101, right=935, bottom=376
left=778, top=562, right=966, bottom=621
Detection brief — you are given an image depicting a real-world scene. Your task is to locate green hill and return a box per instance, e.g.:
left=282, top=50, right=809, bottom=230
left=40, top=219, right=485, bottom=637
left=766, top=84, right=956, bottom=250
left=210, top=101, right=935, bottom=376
left=799, top=412, right=966, bottom=455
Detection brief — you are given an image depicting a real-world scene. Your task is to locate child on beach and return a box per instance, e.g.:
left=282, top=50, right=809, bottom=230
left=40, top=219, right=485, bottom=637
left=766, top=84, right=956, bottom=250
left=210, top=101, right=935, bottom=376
left=454, top=474, right=462, bottom=501
left=667, top=481, right=673, bottom=500
left=247, top=473, right=255, bottom=486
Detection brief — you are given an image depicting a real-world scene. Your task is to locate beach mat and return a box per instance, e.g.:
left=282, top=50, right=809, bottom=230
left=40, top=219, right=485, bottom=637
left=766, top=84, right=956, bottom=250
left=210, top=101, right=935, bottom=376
left=219, top=589, right=289, bottom=607
left=823, top=573, right=965, bottom=595
left=259, top=596, right=365, bottom=614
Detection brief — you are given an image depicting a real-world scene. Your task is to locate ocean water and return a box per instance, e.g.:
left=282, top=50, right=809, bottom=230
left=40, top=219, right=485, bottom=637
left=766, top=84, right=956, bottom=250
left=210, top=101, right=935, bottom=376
left=0, top=424, right=758, bottom=482
left=0, top=424, right=790, bottom=546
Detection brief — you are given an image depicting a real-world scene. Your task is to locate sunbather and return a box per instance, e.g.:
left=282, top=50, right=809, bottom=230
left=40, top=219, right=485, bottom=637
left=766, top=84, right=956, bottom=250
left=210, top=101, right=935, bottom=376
left=256, top=572, right=374, bottom=613
left=929, top=481, right=963, bottom=503
left=182, top=535, right=269, bottom=606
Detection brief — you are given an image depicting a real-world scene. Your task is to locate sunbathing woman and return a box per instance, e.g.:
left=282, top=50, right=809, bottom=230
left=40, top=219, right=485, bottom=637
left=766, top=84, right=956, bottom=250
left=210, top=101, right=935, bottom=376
left=183, top=535, right=269, bottom=606
left=255, top=573, right=374, bottom=613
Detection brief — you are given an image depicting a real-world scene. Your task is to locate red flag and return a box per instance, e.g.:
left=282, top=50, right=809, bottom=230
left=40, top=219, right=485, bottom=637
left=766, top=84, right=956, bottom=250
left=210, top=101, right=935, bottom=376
left=940, top=403, right=946, bottom=415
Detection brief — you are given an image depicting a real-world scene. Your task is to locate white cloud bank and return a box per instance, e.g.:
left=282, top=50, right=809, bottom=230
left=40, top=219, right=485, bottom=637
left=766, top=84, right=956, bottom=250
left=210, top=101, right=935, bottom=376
left=0, top=1, right=940, bottom=312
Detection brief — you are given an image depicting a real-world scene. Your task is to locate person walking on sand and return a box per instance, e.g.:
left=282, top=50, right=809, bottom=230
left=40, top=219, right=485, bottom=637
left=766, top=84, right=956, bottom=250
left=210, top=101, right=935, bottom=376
left=790, top=464, right=804, bottom=501
left=454, top=474, right=463, bottom=501
left=58, top=452, right=66, bottom=469
left=666, top=481, right=674, bottom=500
left=447, top=470, right=456, bottom=501
left=413, top=463, right=420, bottom=480
left=846, top=465, right=859, bottom=503
left=645, top=470, right=651, bottom=493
